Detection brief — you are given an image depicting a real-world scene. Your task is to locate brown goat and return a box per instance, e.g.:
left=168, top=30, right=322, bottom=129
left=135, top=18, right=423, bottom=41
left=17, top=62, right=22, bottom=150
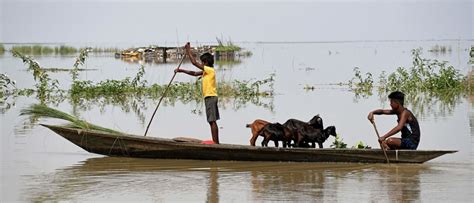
left=246, top=119, right=271, bottom=146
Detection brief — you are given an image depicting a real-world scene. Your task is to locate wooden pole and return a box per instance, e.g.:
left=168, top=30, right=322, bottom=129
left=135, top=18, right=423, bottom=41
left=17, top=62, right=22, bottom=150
left=143, top=55, right=186, bottom=137
left=371, top=122, right=390, bottom=164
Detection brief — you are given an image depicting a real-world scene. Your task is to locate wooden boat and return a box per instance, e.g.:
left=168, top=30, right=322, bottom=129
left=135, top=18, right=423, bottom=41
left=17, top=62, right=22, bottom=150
left=42, top=124, right=457, bottom=163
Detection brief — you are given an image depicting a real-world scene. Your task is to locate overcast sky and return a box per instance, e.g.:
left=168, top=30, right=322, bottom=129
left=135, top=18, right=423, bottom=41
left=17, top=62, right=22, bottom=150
left=1, top=0, right=472, bottom=44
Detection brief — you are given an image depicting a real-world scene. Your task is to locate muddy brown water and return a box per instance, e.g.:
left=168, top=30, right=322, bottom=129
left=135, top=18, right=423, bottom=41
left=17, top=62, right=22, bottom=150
left=10, top=157, right=473, bottom=202
left=1, top=40, right=473, bottom=201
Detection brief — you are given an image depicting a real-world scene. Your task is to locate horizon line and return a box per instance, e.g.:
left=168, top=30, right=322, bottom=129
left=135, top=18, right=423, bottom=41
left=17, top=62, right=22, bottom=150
left=2, top=38, right=473, bottom=46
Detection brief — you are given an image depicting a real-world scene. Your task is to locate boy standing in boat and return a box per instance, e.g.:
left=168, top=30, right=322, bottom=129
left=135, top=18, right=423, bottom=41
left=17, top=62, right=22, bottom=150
left=175, top=42, right=220, bottom=144
left=367, top=91, right=420, bottom=150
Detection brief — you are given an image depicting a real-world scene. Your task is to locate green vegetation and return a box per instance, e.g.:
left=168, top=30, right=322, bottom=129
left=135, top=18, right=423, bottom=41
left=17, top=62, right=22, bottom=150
left=214, top=37, right=253, bottom=58
left=347, top=48, right=472, bottom=117
left=0, top=73, right=16, bottom=99
left=330, top=135, right=371, bottom=149
left=56, top=45, right=78, bottom=55
left=352, top=141, right=371, bottom=149
left=215, top=37, right=241, bottom=52
left=348, top=67, right=374, bottom=99
left=20, top=104, right=123, bottom=134
left=42, top=68, right=95, bottom=72
left=70, top=66, right=148, bottom=97
left=70, top=66, right=274, bottom=105
left=381, top=49, right=466, bottom=93
left=215, top=45, right=241, bottom=52
left=0, top=44, right=5, bottom=55
left=10, top=45, right=118, bottom=55
left=5, top=49, right=274, bottom=122
left=12, top=51, right=61, bottom=101
left=349, top=48, right=470, bottom=94
left=72, top=48, right=92, bottom=81
left=331, top=135, right=347, bottom=149
left=11, top=45, right=77, bottom=55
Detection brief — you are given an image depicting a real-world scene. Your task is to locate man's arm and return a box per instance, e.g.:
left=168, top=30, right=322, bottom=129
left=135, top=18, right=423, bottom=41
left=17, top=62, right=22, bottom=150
left=185, top=42, right=204, bottom=70
left=380, top=110, right=409, bottom=140
left=367, top=109, right=395, bottom=123
left=175, top=68, right=203, bottom=76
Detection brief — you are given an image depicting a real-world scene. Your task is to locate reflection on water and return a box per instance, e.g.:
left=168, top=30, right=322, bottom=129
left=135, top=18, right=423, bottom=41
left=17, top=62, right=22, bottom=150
left=118, top=55, right=182, bottom=65
left=22, top=157, right=447, bottom=202
left=427, top=44, right=453, bottom=58
left=3, top=41, right=473, bottom=202
left=207, top=168, right=219, bottom=203
left=117, top=53, right=244, bottom=69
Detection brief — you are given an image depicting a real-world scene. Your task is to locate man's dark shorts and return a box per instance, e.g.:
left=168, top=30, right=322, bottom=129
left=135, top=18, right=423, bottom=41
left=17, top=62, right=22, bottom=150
left=205, top=96, right=220, bottom=122
left=400, top=138, right=418, bottom=150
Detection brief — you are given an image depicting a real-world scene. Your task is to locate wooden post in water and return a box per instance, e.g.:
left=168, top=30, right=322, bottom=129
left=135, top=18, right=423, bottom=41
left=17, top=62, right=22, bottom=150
left=162, top=47, right=168, bottom=63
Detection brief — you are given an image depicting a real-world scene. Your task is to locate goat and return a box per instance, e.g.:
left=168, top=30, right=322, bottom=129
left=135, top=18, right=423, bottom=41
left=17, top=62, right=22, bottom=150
left=296, top=126, right=337, bottom=148
left=283, top=115, right=324, bottom=147
left=260, top=122, right=294, bottom=148
left=246, top=119, right=270, bottom=146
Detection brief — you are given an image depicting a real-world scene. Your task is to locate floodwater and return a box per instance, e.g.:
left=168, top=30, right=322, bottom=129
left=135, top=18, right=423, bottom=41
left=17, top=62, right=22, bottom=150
left=1, top=40, right=473, bottom=202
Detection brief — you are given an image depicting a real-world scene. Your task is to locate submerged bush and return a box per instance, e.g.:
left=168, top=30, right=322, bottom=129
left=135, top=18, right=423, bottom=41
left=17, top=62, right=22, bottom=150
left=0, top=73, right=16, bottom=98
left=348, top=48, right=471, bottom=117
left=380, top=49, right=466, bottom=94
left=349, top=48, right=468, bottom=94
left=7, top=48, right=274, bottom=124
left=12, top=51, right=60, bottom=101
left=71, top=48, right=92, bottom=81
left=215, top=37, right=241, bottom=52
left=70, top=66, right=274, bottom=102
left=348, top=67, right=374, bottom=99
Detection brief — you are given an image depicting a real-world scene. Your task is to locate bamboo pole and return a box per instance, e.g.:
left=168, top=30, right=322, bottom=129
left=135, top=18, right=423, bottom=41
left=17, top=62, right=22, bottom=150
left=143, top=55, right=186, bottom=137
left=371, top=122, right=390, bottom=164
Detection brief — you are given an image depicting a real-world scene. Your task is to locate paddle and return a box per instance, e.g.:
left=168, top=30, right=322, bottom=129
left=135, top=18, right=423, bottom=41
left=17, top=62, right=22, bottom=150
left=143, top=54, right=186, bottom=137
left=371, top=121, right=390, bottom=164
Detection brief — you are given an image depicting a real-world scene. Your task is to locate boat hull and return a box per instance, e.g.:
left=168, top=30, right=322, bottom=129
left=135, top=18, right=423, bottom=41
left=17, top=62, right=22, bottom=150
left=42, top=124, right=456, bottom=163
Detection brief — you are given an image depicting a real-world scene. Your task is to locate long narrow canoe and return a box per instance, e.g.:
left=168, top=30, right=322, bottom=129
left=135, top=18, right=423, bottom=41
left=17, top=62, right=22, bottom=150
left=42, top=124, right=456, bottom=163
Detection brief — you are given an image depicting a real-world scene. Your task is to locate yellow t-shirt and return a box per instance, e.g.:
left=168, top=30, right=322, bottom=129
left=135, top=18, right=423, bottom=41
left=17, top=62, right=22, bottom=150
left=202, top=66, right=218, bottom=97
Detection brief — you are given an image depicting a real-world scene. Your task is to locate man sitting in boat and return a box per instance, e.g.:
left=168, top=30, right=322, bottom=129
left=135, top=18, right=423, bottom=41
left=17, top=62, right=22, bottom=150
left=367, top=91, right=421, bottom=150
